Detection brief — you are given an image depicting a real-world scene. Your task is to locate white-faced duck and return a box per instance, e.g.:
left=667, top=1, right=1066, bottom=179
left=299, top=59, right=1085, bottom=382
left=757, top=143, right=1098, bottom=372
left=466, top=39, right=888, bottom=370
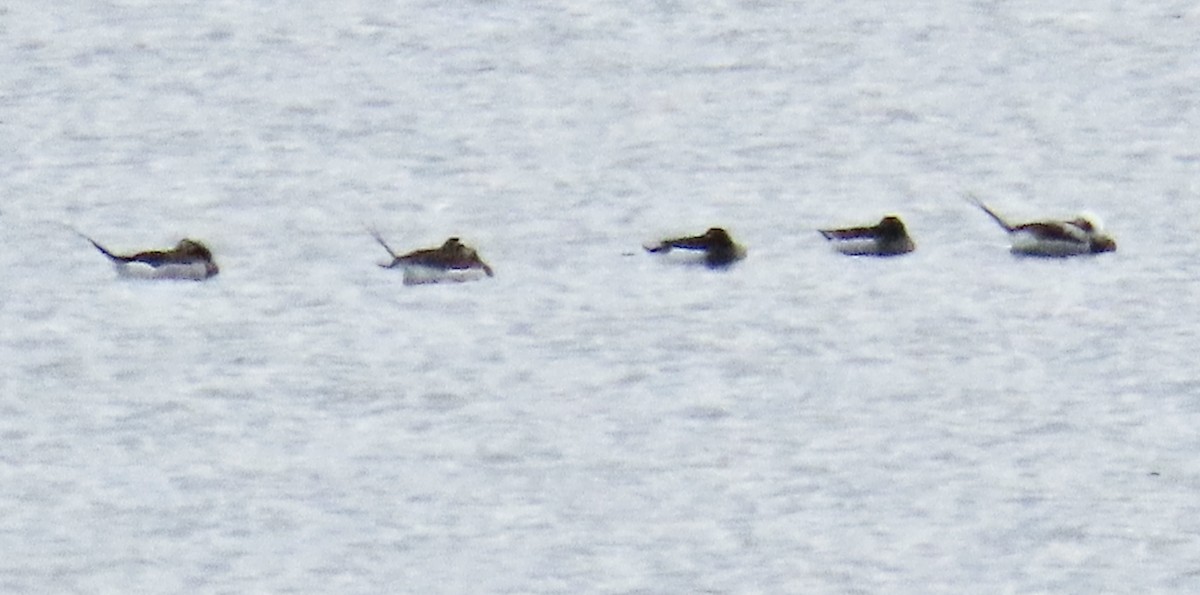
left=967, top=195, right=1116, bottom=257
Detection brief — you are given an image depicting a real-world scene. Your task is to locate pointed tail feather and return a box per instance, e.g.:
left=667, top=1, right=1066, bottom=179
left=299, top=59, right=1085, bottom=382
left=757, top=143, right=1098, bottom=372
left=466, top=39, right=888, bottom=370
left=74, top=231, right=128, bottom=263
left=367, top=227, right=401, bottom=261
left=965, top=193, right=1014, bottom=232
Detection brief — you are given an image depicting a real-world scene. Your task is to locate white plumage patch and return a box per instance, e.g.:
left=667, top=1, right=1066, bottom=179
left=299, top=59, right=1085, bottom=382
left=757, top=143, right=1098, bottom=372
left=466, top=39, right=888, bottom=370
left=113, top=261, right=214, bottom=281
left=828, top=238, right=888, bottom=256
left=400, top=265, right=490, bottom=286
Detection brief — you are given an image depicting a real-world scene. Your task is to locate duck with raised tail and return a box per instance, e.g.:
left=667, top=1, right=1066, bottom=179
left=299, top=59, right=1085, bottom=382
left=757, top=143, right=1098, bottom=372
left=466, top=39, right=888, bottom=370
left=83, top=235, right=219, bottom=280
left=967, top=194, right=1116, bottom=257
left=371, top=231, right=494, bottom=285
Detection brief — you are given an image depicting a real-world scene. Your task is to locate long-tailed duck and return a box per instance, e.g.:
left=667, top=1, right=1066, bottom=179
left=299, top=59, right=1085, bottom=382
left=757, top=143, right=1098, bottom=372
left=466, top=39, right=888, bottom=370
left=967, top=195, right=1116, bottom=256
left=644, top=227, right=746, bottom=268
left=371, top=231, right=494, bottom=285
left=818, top=215, right=915, bottom=256
left=84, top=235, right=219, bottom=280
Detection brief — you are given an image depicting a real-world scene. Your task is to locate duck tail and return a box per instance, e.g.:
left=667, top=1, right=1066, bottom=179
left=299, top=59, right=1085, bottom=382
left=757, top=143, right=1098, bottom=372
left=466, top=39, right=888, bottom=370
left=643, top=241, right=670, bottom=254
left=74, top=230, right=126, bottom=262
left=965, top=193, right=1014, bottom=232
left=366, top=227, right=401, bottom=265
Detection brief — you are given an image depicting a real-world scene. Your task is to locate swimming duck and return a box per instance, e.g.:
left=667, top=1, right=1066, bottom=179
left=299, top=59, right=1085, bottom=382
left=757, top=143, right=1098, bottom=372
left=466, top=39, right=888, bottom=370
left=644, top=227, right=746, bottom=268
left=818, top=215, right=915, bottom=256
left=84, top=236, right=219, bottom=280
left=371, top=231, right=494, bottom=285
left=967, top=195, right=1116, bottom=256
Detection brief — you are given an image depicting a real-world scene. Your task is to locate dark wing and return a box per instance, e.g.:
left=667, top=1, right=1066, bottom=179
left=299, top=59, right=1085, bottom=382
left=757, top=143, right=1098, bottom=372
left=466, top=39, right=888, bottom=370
left=818, top=226, right=876, bottom=241
left=394, top=247, right=446, bottom=267
left=659, top=235, right=712, bottom=251
left=1014, top=222, right=1089, bottom=244
left=126, top=249, right=179, bottom=266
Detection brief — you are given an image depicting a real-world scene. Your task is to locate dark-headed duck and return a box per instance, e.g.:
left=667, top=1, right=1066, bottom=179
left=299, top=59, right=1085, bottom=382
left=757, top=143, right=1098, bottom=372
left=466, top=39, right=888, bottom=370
left=644, top=227, right=746, bottom=268
left=819, top=215, right=915, bottom=256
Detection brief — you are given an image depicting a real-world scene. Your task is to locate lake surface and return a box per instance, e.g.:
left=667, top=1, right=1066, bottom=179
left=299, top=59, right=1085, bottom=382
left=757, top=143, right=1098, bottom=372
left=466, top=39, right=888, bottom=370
left=3, top=1, right=1200, bottom=592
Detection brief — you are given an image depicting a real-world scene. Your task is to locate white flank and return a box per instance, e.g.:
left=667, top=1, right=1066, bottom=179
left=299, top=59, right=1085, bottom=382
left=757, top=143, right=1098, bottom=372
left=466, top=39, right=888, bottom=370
left=114, top=261, right=213, bottom=281
left=401, top=265, right=489, bottom=286
left=1008, top=231, right=1090, bottom=257
left=829, top=238, right=885, bottom=256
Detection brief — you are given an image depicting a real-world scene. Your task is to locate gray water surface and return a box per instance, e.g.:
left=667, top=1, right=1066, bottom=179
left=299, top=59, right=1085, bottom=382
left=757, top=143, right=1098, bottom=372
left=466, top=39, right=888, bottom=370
left=3, top=1, right=1200, bottom=593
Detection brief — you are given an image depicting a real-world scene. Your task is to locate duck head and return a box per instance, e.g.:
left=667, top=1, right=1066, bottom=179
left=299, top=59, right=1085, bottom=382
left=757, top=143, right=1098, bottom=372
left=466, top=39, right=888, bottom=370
left=876, top=216, right=908, bottom=241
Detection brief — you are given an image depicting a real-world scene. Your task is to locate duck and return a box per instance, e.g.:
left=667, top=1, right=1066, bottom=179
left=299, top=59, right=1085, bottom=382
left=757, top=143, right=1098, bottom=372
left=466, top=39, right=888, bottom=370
left=644, top=227, right=746, bottom=268
left=371, top=231, right=494, bottom=285
left=818, top=215, right=915, bottom=256
left=967, top=195, right=1116, bottom=256
left=83, top=236, right=219, bottom=280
